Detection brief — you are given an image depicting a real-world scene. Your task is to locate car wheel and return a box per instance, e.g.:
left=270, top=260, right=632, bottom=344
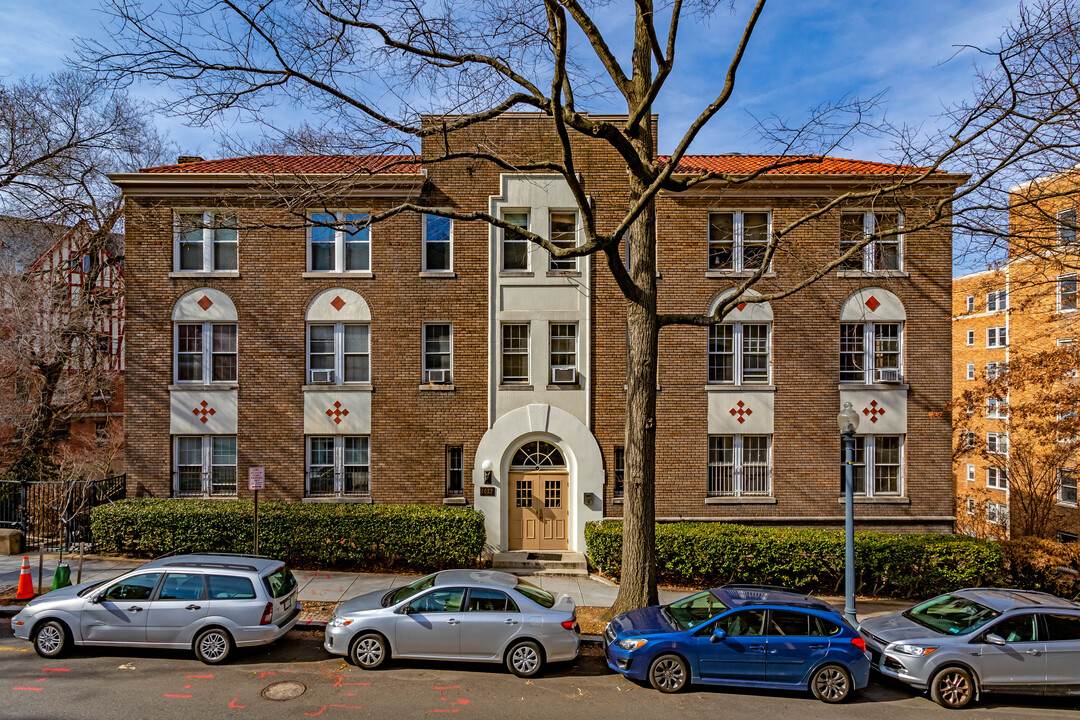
left=33, top=620, right=69, bottom=659
left=930, top=666, right=976, bottom=709
left=194, top=627, right=233, bottom=665
left=649, top=654, right=689, bottom=693
left=506, top=640, right=544, bottom=678
left=351, top=633, right=389, bottom=670
left=810, top=664, right=853, bottom=703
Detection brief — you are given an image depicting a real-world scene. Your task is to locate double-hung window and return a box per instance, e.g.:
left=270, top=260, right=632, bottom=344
left=986, top=362, right=1005, bottom=380
left=612, top=446, right=625, bottom=499
left=708, top=435, right=771, bottom=497
left=967, top=464, right=976, bottom=482
left=176, top=211, right=238, bottom=272
left=966, top=329, right=975, bottom=346
left=987, top=501, right=1007, bottom=525
left=708, top=211, right=770, bottom=272
left=174, top=436, right=237, bottom=496
left=502, top=212, right=530, bottom=271
left=986, top=290, right=1007, bottom=312
left=423, top=324, right=453, bottom=384
left=986, top=432, right=1008, bottom=454
left=708, top=323, right=770, bottom=384
left=1059, top=274, right=1078, bottom=311
left=548, top=212, right=578, bottom=271
left=1058, top=207, right=1077, bottom=245
left=839, top=322, right=902, bottom=383
left=309, top=212, right=370, bottom=272
left=987, top=326, right=1007, bottom=347
left=987, top=466, right=1008, bottom=490
left=446, top=446, right=464, bottom=497
left=307, top=324, right=370, bottom=385
left=840, top=211, right=902, bottom=271
left=174, top=323, right=237, bottom=383
left=966, top=363, right=975, bottom=380
left=986, top=396, right=1007, bottom=419
left=423, top=214, right=453, bottom=272
left=965, top=295, right=975, bottom=312
left=501, top=324, right=530, bottom=385
left=549, top=323, right=577, bottom=384
left=306, top=436, right=369, bottom=496
left=840, top=435, right=903, bottom=496
left=1059, top=468, right=1078, bottom=505
left=967, top=498, right=976, bottom=515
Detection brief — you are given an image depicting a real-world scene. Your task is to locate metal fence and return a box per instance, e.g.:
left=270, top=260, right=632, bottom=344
left=0, top=474, right=126, bottom=551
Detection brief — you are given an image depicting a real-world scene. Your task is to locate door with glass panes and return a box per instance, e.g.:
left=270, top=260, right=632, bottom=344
left=507, top=441, right=568, bottom=551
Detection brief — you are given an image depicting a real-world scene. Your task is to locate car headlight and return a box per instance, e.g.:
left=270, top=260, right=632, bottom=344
left=329, top=616, right=354, bottom=628
left=617, top=638, right=648, bottom=652
left=892, top=643, right=936, bottom=656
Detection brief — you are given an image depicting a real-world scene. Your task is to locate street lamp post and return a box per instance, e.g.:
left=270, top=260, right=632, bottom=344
left=836, top=401, right=860, bottom=627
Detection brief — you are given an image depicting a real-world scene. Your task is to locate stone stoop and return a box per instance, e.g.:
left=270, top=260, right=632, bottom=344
left=491, top=551, right=588, bottom=577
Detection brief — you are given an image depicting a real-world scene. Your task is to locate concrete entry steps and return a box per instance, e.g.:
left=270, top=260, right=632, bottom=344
left=491, top=551, right=588, bottom=577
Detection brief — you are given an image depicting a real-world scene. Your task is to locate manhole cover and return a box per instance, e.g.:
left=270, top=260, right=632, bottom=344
left=261, top=681, right=307, bottom=701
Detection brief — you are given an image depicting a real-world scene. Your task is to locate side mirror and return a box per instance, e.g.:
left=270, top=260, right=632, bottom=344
left=710, top=627, right=727, bottom=644
left=396, top=604, right=412, bottom=615
left=89, top=593, right=103, bottom=604
left=985, top=633, right=1006, bottom=646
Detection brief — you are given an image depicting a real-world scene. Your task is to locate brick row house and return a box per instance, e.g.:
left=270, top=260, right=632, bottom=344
left=111, top=114, right=963, bottom=553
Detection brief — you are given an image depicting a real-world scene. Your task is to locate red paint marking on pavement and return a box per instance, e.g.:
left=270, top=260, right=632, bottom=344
left=12, top=687, right=42, bottom=691
left=432, top=686, right=460, bottom=690
left=347, top=693, right=355, bottom=697
left=259, top=671, right=276, bottom=679
left=303, top=704, right=363, bottom=716
left=330, top=675, right=371, bottom=687
left=228, top=697, right=246, bottom=709
left=184, top=684, right=192, bottom=689
left=186, top=674, right=214, bottom=678
left=41, top=668, right=70, bottom=672
left=36, top=678, right=46, bottom=681
left=164, top=694, right=193, bottom=698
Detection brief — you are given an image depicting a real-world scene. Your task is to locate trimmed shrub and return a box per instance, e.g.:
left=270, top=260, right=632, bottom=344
left=585, top=521, right=1005, bottom=599
left=1000, top=537, right=1080, bottom=598
left=92, top=499, right=485, bottom=572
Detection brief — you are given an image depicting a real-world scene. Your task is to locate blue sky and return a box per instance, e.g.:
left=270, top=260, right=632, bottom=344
left=0, top=0, right=1021, bottom=163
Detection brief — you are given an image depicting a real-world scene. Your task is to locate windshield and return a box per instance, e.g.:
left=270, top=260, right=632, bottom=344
left=515, top=579, right=555, bottom=608
left=76, top=581, right=106, bottom=597
left=263, top=565, right=297, bottom=599
left=666, top=590, right=730, bottom=631
left=903, top=594, right=1001, bottom=635
left=387, top=574, right=437, bottom=606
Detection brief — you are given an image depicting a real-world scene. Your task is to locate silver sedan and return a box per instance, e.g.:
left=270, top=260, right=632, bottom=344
left=324, top=569, right=579, bottom=677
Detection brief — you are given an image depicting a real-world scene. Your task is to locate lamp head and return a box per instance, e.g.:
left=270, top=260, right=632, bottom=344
left=837, top=401, right=860, bottom=434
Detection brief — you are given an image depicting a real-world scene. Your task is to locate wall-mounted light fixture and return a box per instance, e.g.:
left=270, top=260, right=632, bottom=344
left=481, top=459, right=493, bottom=485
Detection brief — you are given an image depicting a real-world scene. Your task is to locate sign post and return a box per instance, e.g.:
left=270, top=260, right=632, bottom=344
left=248, top=468, right=265, bottom=555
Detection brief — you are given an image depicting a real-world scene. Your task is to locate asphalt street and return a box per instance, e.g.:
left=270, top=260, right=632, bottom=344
left=0, top=625, right=1077, bottom=720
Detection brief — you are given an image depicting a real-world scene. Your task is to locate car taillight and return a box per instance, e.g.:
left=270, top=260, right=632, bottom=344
left=260, top=601, right=274, bottom=626
left=851, top=637, right=866, bottom=651
left=561, top=620, right=575, bottom=630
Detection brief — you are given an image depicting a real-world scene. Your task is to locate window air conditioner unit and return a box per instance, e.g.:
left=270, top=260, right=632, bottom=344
left=551, top=366, right=577, bottom=384
left=426, top=369, right=450, bottom=384
left=310, top=369, right=334, bottom=384
left=875, top=369, right=902, bottom=383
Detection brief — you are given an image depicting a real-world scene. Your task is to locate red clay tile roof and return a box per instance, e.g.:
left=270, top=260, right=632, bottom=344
left=140, top=154, right=422, bottom=174
left=663, top=154, right=932, bottom=176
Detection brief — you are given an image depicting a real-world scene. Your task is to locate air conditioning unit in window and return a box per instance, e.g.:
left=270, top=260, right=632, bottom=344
left=551, top=366, right=577, bottom=384
left=426, top=369, right=451, bottom=384
left=310, top=369, right=334, bottom=384
left=875, top=369, right=903, bottom=383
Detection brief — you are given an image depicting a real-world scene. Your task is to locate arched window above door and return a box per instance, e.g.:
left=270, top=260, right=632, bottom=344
left=511, top=440, right=565, bottom=469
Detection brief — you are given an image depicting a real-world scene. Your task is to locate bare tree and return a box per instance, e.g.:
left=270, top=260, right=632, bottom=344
left=81, top=0, right=1080, bottom=612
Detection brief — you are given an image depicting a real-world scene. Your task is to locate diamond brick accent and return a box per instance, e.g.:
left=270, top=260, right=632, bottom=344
left=191, top=400, right=216, bottom=423
left=736, top=302, right=747, bottom=312
left=728, top=399, right=753, bottom=424
left=197, top=295, right=214, bottom=311
left=862, top=399, right=885, bottom=423
left=325, top=400, right=350, bottom=424
left=330, top=295, right=346, bottom=311
left=864, top=295, right=880, bottom=312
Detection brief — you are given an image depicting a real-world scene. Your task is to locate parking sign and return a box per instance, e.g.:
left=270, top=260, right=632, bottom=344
left=248, top=467, right=265, bottom=491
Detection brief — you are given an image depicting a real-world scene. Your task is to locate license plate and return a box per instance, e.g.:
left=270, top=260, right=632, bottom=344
left=282, top=596, right=293, bottom=612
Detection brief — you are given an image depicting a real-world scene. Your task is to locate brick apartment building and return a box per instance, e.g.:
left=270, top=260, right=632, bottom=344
left=111, top=114, right=964, bottom=553
left=953, top=166, right=1080, bottom=541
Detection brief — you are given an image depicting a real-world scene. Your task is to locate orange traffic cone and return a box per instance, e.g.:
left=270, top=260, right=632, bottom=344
left=15, top=555, right=34, bottom=600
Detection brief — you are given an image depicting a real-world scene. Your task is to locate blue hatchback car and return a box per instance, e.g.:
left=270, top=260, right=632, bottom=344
left=604, top=585, right=870, bottom=702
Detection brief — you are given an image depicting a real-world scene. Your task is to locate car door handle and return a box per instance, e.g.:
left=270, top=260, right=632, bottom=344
left=446, top=618, right=461, bottom=625
left=127, top=606, right=143, bottom=612
left=1025, top=649, right=1041, bottom=656
left=504, top=619, right=519, bottom=625
left=809, top=644, right=827, bottom=650
left=186, top=604, right=202, bottom=610
left=748, top=644, right=765, bottom=651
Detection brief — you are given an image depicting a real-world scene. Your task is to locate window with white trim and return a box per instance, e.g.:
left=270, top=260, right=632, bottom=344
left=173, top=435, right=237, bottom=497
left=422, top=323, right=453, bottom=384
left=986, top=290, right=1007, bottom=312
left=1059, top=274, right=1077, bottom=312
left=987, top=466, right=1008, bottom=490
left=1058, top=207, right=1077, bottom=245
left=549, top=323, right=578, bottom=385
left=708, top=435, right=771, bottom=497
left=176, top=211, right=238, bottom=272
left=966, top=295, right=974, bottom=313
left=308, top=212, right=370, bottom=272
left=966, top=497, right=976, bottom=515
left=987, top=326, right=1007, bottom=348
left=1059, top=468, right=1078, bottom=505
left=986, top=432, right=1008, bottom=454
left=306, top=436, right=369, bottom=497
left=967, top=329, right=975, bottom=346
left=501, top=324, right=529, bottom=385
left=966, top=363, right=975, bottom=380
left=613, top=446, right=625, bottom=499
left=423, top=214, right=452, bottom=272
left=840, top=435, right=903, bottom=496
left=548, top=212, right=578, bottom=271
left=986, top=396, right=1007, bottom=419
left=709, top=323, right=770, bottom=384
left=839, top=322, right=901, bottom=383
left=961, top=430, right=976, bottom=449
left=986, top=362, right=1005, bottom=380
left=708, top=211, right=770, bottom=272
left=174, top=323, right=237, bottom=383
left=987, top=501, right=1007, bottom=525
left=967, top=463, right=976, bottom=482
left=502, top=211, right=530, bottom=271
left=839, top=211, right=902, bottom=271
left=307, top=324, right=369, bottom=385
left=446, top=446, right=464, bottom=497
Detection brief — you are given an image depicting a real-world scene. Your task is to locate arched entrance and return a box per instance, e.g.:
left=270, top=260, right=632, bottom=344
left=507, top=440, right=568, bottom=551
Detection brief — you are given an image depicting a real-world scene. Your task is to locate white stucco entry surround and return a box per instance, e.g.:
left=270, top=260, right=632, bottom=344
left=474, top=404, right=604, bottom=554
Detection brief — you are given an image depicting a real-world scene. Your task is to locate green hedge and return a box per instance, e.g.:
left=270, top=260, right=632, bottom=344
left=92, top=499, right=485, bottom=572
left=585, top=521, right=1006, bottom=599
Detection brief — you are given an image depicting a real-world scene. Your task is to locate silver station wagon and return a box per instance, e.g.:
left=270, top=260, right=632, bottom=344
left=10, top=554, right=301, bottom=664
left=324, top=569, right=579, bottom=677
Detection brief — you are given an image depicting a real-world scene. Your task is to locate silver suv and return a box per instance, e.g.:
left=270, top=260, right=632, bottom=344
left=10, top=554, right=301, bottom=664
left=859, top=588, right=1080, bottom=709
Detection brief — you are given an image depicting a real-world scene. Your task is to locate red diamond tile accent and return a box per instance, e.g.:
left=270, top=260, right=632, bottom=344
left=192, top=401, right=216, bottom=423
left=736, top=302, right=747, bottom=311
left=864, top=295, right=880, bottom=312
left=330, top=296, right=346, bottom=311
left=729, top=400, right=753, bottom=424
left=326, top=402, right=349, bottom=424
left=862, top=399, right=886, bottom=423
left=197, top=295, right=214, bottom=311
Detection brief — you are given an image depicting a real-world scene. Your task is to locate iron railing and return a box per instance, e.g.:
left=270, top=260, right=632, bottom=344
left=0, top=474, right=126, bottom=551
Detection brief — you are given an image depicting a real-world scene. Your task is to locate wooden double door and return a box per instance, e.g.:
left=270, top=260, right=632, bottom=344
left=508, top=471, right=568, bottom=551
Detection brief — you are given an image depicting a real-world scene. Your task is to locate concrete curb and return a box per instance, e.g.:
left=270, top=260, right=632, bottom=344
left=0, top=604, right=23, bottom=617
left=587, top=574, right=617, bottom=587
left=296, top=619, right=328, bottom=630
